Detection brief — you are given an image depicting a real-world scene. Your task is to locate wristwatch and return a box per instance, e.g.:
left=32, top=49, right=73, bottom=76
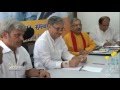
left=61, top=61, right=69, bottom=68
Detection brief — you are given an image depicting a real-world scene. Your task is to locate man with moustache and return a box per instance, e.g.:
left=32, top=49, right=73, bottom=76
left=64, top=18, right=96, bottom=56
left=0, top=19, right=50, bottom=78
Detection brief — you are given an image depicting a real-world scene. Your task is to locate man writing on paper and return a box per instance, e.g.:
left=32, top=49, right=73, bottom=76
left=34, top=16, right=87, bottom=70
left=0, top=19, right=50, bottom=78
left=90, top=16, right=120, bottom=47
left=64, top=18, right=96, bottom=56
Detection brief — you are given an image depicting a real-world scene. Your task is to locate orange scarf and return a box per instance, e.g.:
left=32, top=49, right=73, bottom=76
left=71, top=32, right=86, bottom=52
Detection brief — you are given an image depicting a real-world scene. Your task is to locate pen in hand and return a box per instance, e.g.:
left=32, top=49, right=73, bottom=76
left=104, top=40, right=112, bottom=46
left=79, top=65, right=84, bottom=71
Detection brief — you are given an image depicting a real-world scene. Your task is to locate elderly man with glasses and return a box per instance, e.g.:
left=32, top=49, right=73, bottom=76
left=34, top=16, right=87, bottom=70
left=0, top=19, right=50, bottom=78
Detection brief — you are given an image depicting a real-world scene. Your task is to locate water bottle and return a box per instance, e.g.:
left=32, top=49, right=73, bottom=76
left=116, top=53, right=120, bottom=74
left=104, top=56, right=111, bottom=78
left=118, top=53, right=120, bottom=78
left=111, top=51, right=118, bottom=73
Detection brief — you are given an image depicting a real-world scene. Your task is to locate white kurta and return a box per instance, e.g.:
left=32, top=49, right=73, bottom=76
left=0, top=41, right=32, bottom=78
left=34, top=30, right=74, bottom=70
left=90, top=25, right=120, bottom=46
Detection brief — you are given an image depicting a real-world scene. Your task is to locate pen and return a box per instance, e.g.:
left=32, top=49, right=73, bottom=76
left=79, top=65, right=84, bottom=71
left=92, top=63, right=105, bottom=65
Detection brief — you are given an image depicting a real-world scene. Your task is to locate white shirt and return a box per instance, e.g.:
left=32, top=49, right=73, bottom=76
left=34, top=30, right=74, bottom=70
left=0, top=41, right=32, bottom=78
left=90, top=25, right=120, bottom=46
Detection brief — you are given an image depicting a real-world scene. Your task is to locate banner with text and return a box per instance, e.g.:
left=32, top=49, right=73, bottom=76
left=21, top=19, right=47, bottom=42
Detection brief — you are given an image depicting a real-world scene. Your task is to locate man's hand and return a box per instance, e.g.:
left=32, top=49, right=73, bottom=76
left=0, top=46, right=3, bottom=64
left=79, top=49, right=89, bottom=55
left=26, top=68, right=40, bottom=77
left=103, top=41, right=112, bottom=47
left=69, top=55, right=87, bottom=67
left=77, top=55, right=87, bottom=63
left=39, top=69, right=50, bottom=78
left=26, top=68, right=50, bottom=78
left=69, top=56, right=80, bottom=67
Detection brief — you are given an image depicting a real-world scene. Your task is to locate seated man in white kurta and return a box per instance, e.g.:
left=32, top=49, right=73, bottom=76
left=34, top=16, right=87, bottom=70
left=0, top=19, right=50, bottom=78
left=90, top=16, right=120, bottom=47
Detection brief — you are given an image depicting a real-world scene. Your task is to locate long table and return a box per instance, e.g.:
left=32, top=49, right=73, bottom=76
left=48, top=54, right=120, bottom=78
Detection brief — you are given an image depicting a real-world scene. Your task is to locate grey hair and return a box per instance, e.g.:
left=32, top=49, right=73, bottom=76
left=48, top=16, right=64, bottom=25
left=70, top=18, right=81, bottom=25
left=0, top=19, right=26, bottom=36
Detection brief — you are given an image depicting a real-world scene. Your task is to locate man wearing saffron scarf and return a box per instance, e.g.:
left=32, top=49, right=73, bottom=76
left=64, top=18, right=96, bottom=56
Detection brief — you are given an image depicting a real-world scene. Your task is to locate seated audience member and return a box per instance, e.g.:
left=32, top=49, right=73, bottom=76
left=64, top=18, right=96, bottom=56
left=34, top=16, right=87, bottom=70
left=0, top=19, right=50, bottom=78
left=90, top=16, right=120, bottom=47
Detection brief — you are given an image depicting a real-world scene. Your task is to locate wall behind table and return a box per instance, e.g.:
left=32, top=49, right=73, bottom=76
left=77, top=12, right=119, bottom=33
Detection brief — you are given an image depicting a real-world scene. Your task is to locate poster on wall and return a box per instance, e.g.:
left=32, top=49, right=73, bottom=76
left=0, top=12, right=73, bottom=42
left=21, top=19, right=47, bottom=42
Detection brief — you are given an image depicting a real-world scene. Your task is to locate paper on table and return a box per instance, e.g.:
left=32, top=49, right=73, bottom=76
left=105, top=45, right=120, bottom=48
left=82, top=66, right=103, bottom=72
left=62, top=65, right=103, bottom=72
left=62, top=66, right=82, bottom=71
left=92, top=49, right=109, bottom=53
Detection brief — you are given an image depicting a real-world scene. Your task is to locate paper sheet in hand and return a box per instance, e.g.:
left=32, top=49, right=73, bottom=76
left=82, top=66, right=103, bottom=72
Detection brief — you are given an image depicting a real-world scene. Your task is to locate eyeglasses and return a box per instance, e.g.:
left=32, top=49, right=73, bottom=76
left=52, top=25, right=64, bottom=32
